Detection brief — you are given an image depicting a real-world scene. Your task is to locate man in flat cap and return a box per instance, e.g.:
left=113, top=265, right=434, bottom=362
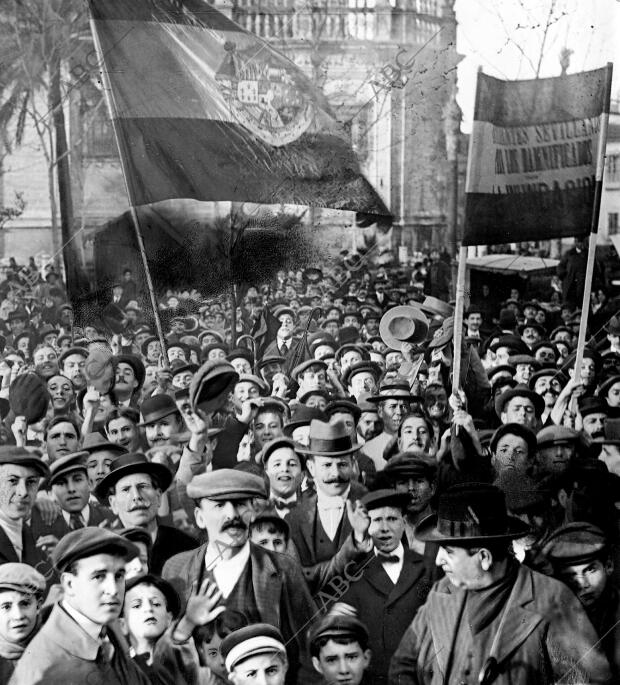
left=389, top=483, right=611, bottom=685
left=0, top=447, right=50, bottom=571
left=162, top=469, right=320, bottom=684
left=9, top=528, right=150, bottom=685
left=339, top=489, right=430, bottom=685
left=220, top=623, right=289, bottom=685
left=95, top=453, right=197, bottom=576
left=0, top=563, right=46, bottom=681
left=544, top=522, right=620, bottom=676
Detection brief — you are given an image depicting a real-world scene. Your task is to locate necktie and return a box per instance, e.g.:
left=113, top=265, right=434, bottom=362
left=99, top=628, right=115, bottom=663
left=377, top=552, right=399, bottom=563
left=280, top=342, right=288, bottom=356
left=70, top=512, right=84, bottom=530
left=274, top=498, right=296, bottom=511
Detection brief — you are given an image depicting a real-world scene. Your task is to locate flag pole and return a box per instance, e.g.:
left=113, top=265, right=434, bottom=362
left=89, top=17, right=168, bottom=359
left=572, top=62, right=613, bottom=384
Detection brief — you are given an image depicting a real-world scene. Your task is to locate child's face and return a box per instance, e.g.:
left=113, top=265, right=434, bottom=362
left=199, top=632, right=228, bottom=681
left=0, top=590, right=39, bottom=644
left=123, top=584, right=171, bottom=644
left=230, top=652, right=287, bottom=685
left=312, top=640, right=370, bottom=685
left=250, top=525, right=288, bottom=555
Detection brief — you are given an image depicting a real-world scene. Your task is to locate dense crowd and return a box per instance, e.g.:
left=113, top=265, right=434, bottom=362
left=0, top=247, right=619, bottom=684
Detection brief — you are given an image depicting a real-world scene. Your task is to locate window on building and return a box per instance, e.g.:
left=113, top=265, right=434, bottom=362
left=609, top=212, right=619, bottom=234
left=608, top=154, right=619, bottom=183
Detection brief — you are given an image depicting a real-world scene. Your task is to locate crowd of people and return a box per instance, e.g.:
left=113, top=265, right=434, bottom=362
left=0, top=248, right=619, bottom=684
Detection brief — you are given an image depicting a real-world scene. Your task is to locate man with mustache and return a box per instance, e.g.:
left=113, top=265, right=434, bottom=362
left=96, top=453, right=197, bottom=576
left=578, top=397, right=608, bottom=441
left=32, top=344, right=59, bottom=381
left=8, top=528, right=150, bottom=685
left=529, top=368, right=567, bottom=425
left=162, top=469, right=320, bottom=685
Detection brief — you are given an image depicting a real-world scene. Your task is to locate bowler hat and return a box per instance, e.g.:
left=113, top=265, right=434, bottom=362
left=494, top=385, right=544, bottom=418
left=261, top=437, right=301, bottom=465
left=415, top=483, right=530, bottom=543
left=578, top=396, right=608, bottom=418
left=283, top=405, right=327, bottom=436
left=362, top=488, right=410, bottom=512
left=487, top=364, right=515, bottom=381
left=325, top=399, right=362, bottom=422
left=0, top=446, right=49, bottom=477
left=517, top=320, right=546, bottom=336
left=126, top=573, right=181, bottom=618
left=489, top=423, right=537, bottom=456
left=113, top=354, right=145, bottom=389
left=95, top=452, right=173, bottom=500
left=187, top=468, right=267, bottom=500
left=58, top=347, right=88, bottom=367
left=139, top=394, right=180, bottom=426
left=9, top=372, right=50, bottom=424
left=528, top=368, right=568, bottom=389
left=489, top=334, right=529, bottom=355
left=367, top=378, right=419, bottom=404
left=297, top=419, right=359, bottom=457
left=379, top=305, right=429, bottom=350
left=52, top=527, right=138, bottom=573
left=190, top=360, right=238, bottom=414
left=221, top=624, right=286, bottom=674
left=227, top=347, right=254, bottom=365
left=418, top=296, right=453, bottom=319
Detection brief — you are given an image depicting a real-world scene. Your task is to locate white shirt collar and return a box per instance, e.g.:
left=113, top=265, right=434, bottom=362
left=61, top=600, right=105, bottom=642
left=374, top=542, right=404, bottom=560
left=270, top=491, right=297, bottom=504
left=62, top=504, right=90, bottom=527
left=316, top=485, right=350, bottom=508
left=205, top=541, right=251, bottom=599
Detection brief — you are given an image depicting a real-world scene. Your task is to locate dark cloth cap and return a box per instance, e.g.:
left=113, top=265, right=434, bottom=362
left=0, top=446, right=49, bottom=478
left=382, top=452, right=437, bottom=481
left=543, top=522, right=608, bottom=566
left=335, top=342, right=368, bottom=362
left=139, top=394, right=180, bottom=426
left=49, top=450, right=89, bottom=485
left=489, top=334, right=529, bottom=355
left=598, top=374, right=620, bottom=400
left=490, top=423, right=537, bottom=456
left=566, top=347, right=602, bottom=372
left=221, top=624, right=286, bottom=673
left=256, top=355, right=286, bottom=370
left=325, top=399, right=361, bottom=422
left=58, top=346, right=89, bottom=367
left=261, top=437, right=302, bottom=465
left=0, top=563, right=46, bottom=595
left=9, top=372, right=50, bottom=424
left=415, top=482, right=530, bottom=544
left=308, top=613, right=368, bottom=650
left=283, top=405, right=327, bottom=436
left=290, top=359, right=327, bottom=382
left=487, top=364, right=515, bottom=380
left=94, top=452, right=173, bottom=500
left=52, top=526, right=139, bottom=572
left=577, top=396, right=608, bottom=418
left=125, top=573, right=181, bottom=618
left=342, top=361, right=381, bottom=388
left=82, top=432, right=128, bottom=455
left=494, top=385, right=544, bottom=418
left=187, top=468, right=267, bottom=501
left=189, top=360, right=238, bottom=414
left=528, top=368, right=568, bottom=389
left=227, top=347, right=254, bottom=365
left=361, top=488, right=410, bottom=512
left=119, top=527, right=153, bottom=552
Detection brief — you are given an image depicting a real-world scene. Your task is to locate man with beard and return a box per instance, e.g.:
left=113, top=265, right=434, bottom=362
left=464, top=306, right=484, bottom=339
left=58, top=347, right=88, bottom=390
left=8, top=528, right=149, bottom=685
left=286, top=420, right=373, bottom=593
left=339, top=490, right=431, bottom=685
left=529, top=368, right=567, bottom=425
left=44, top=416, right=80, bottom=463
left=162, top=469, right=320, bottom=685
left=46, top=374, right=76, bottom=417
left=364, top=380, right=418, bottom=471
left=544, top=522, right=620, bottom=677
left=30, top=452, right=115, bottom=548
left=112, top=354, right=145, bottom=408
left=423, top=383, right=449, bottom=441
left=356, top=400, right=382, bottom=445
left=0, top=447, right=51, bottom=570
left=32, top=344, right=59, bottom=381
left=343, top=362, right=380, bottom=402
left=578, top=397, right=608, bottom=440
left=139, top=395, right=185, bottom=451
left=96, top=453, right=197, bottom=575
left=256, top=355, right=286, bottom=390
left=105, top=407, right=143, bottom=452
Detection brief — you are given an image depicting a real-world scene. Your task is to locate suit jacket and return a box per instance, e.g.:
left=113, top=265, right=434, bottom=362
left=29, top=503, right=115, bottom=542
left=9, top=602, right=150, bottom=685
left=389, top=564, right=612, bottom=685
left=286, top=482, right=369, bottom=593
left=340, top=549, right=431, bottom=685
left=264, top=337, right=301, bottom=371
left=150, top=523, right=198, bottom=576
left=162, top=541, right=321, bottom=684
left=0, top=523, right=55, bottom=587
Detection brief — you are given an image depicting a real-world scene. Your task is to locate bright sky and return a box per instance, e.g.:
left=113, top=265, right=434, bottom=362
left=455, top=0, right=620, bottom=131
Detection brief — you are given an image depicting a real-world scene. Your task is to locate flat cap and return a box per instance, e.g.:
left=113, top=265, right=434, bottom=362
left=190, top=360, right=238, bottom=414
left=543, top=522, right=607, bottom=566
left=494, top=385, right=544, bottom=418
left=309, top=612, right=369, bottom=651
left=52, top=527, right=139, bottom=573
left=382, top=452, right=437, bottom=481
left=187, top=468, right=267, bottom=501
left=361, top=489, right=410, bottom=511
left=0, top=446, right=49, bottom=478
left=221, top=624, right=286, bottom=673
left=261, top=437, right=301, bottom=465
left=536, top=425, right=579, bottom=447
left=325, top=399, right=361, bottom=422
left=290, top=359, right=327, bottom=382
left=0, top=563, right=46, bottom=595
left=49, top=450, right=89, bottom=485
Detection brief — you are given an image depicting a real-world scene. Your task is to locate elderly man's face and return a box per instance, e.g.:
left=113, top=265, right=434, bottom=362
left=230, top=357, right=252, bottom=376
left=357, top=411, right=381, bottom=441
left=0, top=464, right=40, bottom=521
left=398, top=415, right=431, bottom=453
left=435, top=546, right=488, bottom=590
left=109, top=473, right=162, bottom=528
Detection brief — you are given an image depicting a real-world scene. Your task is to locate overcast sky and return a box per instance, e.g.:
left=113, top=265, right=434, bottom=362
left=455, top=0, right=620, bottom=131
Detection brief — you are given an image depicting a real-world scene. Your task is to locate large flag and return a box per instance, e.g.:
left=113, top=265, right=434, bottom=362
left=88, top=0, right=389, bottom=219
left=463, top=66, right=612, bottom=246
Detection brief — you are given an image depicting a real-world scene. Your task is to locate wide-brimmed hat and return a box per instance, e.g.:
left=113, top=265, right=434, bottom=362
left=95, top=452, right=173, bottom=500
left=494, top=385, right=545, bottom=418
left=418, top=296, right=454, bottom=319
left=379, top=305, right=429, bottom=350
left=297, top=419, right=359, bottom=457
left=139, top=394, right=180, bottom=426
left=189, top=360, right=238, bottom=414
left=282, top=405, right=327, bottom=436
left=488, top=334, right=529, bottom=355
left=9, top=373, right=50, bottom=424
left=415, top=483, right=530, bottom=543
left=598, top=374, right=620, bottom=400
left=367, top=378, right=420, bottom=403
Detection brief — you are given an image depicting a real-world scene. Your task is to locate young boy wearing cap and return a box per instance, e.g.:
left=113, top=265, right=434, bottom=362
left=0, top=563, right=46, bottom=682
left=309, top=612, right=371, bottom=685
left=9, top=527, right=150, bottom=685
left=193, top=610, right=248, bottom=685
left=220, top=623, right=289, bottom=685
left=249, top=511, right=290, bottom=555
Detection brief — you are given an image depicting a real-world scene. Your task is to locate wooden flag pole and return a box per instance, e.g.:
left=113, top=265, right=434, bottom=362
left=90, top=17, right=168, bottom=359
left=572, top=62, right=613, bottom=384
left=451, top=245, right=467, bottom=395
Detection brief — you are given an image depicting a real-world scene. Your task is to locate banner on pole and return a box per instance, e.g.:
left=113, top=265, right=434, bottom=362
left=463, top=66, right=612, bottom=246
left=88, top=0, right=390, bottom=220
